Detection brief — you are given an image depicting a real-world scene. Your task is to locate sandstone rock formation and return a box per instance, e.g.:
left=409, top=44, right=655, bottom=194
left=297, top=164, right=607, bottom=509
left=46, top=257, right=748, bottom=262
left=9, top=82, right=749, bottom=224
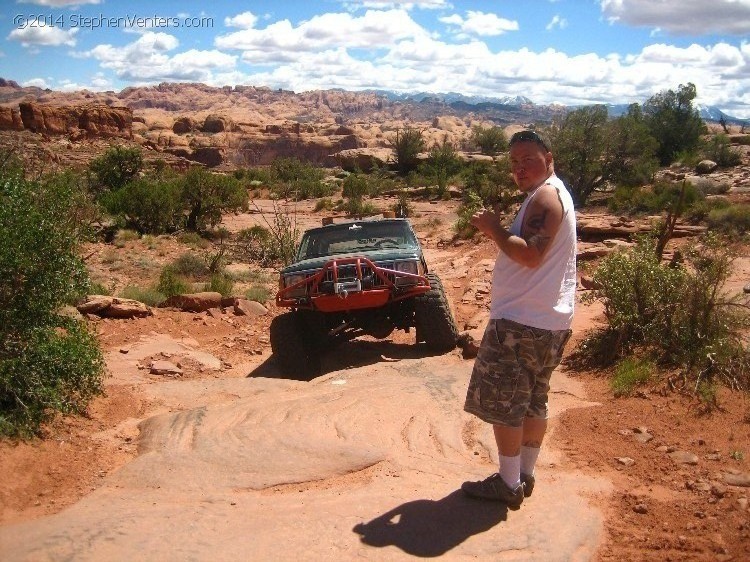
left=0, top=102, right=133, bottom=139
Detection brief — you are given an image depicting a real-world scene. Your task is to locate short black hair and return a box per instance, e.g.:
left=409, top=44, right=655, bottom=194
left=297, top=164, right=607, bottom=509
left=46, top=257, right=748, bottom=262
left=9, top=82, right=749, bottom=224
left=509, top=129, right=551, bottom=152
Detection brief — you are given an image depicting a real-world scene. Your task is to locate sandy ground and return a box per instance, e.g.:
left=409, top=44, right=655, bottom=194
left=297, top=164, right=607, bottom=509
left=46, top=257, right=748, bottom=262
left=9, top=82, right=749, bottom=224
left=1, top=196, right=749, bottom=560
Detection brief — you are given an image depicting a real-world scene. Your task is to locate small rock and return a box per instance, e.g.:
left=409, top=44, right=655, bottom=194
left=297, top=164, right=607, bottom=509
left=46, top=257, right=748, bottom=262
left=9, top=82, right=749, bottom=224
left=705, top=453, right=721, bottom=461
left=695, top=510, right=707, bottom=519
left=744, top=283, right=750, bottom=294
left=207, top=307, right=223, bottom=319
left=633, top=503, right=648, bottom=514
left=119, top=348, right=129, bottom=354
left=669, top=450, right=699, bottom=465
left=618, top=429, right=633, bottom=436
left=634, top=432, right=654, bottom=444
left=234, top=299, right=268, bottom=317
left=655, top=445, right=670, bottom=453
left=616, top=457, right=636, bottom=467
left=149, top=360, right=183, bottom=376
left=737, top=497, right=748, bottom=511
left=711, top=484, right=728, bottom=498
left=724, top=472, right=750, bottom=487
left=258, top=335, right=270, bottom=345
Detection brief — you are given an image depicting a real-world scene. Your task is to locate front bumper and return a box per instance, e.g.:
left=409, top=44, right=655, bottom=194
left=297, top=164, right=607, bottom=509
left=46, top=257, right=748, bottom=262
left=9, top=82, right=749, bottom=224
left=276, top=256, right=430, bottom=312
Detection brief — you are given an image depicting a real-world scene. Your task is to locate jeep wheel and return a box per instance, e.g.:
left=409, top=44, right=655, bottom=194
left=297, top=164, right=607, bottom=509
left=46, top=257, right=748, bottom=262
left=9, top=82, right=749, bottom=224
left=270, top=311, right=321, bottom=379
left=414, top=273, right=459, bottom=352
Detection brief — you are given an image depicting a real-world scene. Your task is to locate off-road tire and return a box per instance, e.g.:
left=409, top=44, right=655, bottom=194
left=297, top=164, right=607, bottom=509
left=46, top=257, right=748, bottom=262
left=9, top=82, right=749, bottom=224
left=270, top=311, right=322, bottom=379
left=414, top=273, right=459, bottom=352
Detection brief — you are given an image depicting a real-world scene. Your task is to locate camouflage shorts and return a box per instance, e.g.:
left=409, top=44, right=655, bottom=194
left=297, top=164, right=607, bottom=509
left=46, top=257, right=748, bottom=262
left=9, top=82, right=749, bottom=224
left=464, top=318, right=572, bottom=427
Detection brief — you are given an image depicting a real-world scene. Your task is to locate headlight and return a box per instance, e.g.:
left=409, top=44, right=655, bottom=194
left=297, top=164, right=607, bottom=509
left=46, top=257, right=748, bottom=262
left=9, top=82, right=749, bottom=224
left=394, top=261, right=418, bottom=275
left=394, top=260, right=420, bottom=286
left=283, top=273, right=307, bottom=298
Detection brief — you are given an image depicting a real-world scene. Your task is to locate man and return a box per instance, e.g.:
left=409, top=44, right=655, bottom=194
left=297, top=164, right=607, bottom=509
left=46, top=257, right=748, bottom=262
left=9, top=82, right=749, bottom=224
left=462, top=130, right=577, bottom=509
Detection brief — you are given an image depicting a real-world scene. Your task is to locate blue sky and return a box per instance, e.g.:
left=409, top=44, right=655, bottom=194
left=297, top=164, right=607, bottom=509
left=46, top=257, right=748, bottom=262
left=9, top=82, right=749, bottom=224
left=2, top=0, right=749, bottom=118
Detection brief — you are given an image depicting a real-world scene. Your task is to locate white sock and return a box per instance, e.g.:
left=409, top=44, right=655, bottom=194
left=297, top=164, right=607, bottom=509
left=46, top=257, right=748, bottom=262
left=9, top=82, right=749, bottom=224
left=521, top=445, right=541, bottom=476
left=499, top=454, right=521, bottom=489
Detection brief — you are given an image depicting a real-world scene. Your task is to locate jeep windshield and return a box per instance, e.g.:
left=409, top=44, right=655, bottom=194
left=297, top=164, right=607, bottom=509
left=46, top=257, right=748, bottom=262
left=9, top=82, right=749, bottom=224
left=296, top=221, right=419, bottom=260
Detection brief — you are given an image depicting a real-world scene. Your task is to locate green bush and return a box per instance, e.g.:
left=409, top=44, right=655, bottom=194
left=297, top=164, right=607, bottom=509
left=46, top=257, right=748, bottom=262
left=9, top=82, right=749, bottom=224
left=471, top=126, right=507, bottom=155
left=455, top=190, right=483, bottom=238
left=313, top=198, right=336, bottom=212
left=702, top=134, right=743, bottom=167
left=172, top=252, right=209, bottom=278
left=390, top=127, right=425, bottom=176
left=245, top=286, right=270, bottom=304
left=205, top=273, right=234, bottom=297
left=101, top=176, right=183, bottom=234
left=120, top=285, right=166, bottom=307
left=424, top=137, right=463, bottom=196
left=582, top=234, right=749, bottom=390
left=89, top=145, right=143, bottom=193
left=609, top=181, right=702, bottom=215
left=0, top=169, right=104, bottom=436
left=269, top=157, right=330, bottom=200
left=707, top=204, right=750, bottom=235
left=611, top=358, right=653, bottom=397
left=156, top=266, right=190, bottom=298
left=182, top=167, right=248, bottom=231
left=684, top=197, right=731, bottom=223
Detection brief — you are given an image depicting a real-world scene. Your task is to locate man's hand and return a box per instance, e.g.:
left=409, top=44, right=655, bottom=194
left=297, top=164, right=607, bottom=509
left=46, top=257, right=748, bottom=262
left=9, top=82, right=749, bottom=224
left=470, top=208, right=502, bottom=238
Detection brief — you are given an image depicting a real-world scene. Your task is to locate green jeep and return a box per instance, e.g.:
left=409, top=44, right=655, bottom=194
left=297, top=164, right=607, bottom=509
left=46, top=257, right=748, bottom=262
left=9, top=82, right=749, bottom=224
left=271, top=217, right=458, bottom=378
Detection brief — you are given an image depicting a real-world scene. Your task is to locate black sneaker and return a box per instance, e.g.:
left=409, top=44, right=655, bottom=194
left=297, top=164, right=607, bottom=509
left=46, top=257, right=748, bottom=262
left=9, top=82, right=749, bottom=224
left=521, top=473, right=535, bottom=498
left=461, top=473, right=524, bottom=509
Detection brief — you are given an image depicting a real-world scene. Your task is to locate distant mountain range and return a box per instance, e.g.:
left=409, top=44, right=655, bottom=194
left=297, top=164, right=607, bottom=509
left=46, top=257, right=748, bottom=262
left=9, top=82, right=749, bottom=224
left=367, top=90, right=747, bottom=125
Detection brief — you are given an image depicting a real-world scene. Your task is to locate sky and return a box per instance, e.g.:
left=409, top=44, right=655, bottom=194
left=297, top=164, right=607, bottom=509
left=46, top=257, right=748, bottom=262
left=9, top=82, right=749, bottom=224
left=1, top=0, right=749, bottom=118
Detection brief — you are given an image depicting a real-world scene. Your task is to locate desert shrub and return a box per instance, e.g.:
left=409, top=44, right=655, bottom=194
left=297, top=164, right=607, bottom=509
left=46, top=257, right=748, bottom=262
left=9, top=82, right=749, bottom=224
left=156, top=266, right=190, bottom=298
left=101, top=176, right=183, bottom=234
left=342, top=173, right=372, bottom=199
left=0, top=170, right=104, bottom=436
left=393, top=191, right=414, bottom=217
left=113, top=229, right=140, bottom=247
left=582, top=234, right=749, bottom=392
left=205, top=273, right=234, bottom=297
left=172, top=252, right=209, bottom=278
left=707, top=204, right=750, bottom=235
left=611, top=358, right=653, bottom=397
left=88, top=145, right=143, bottom=193
left=643, top=83, right=707, bottom=166
left=182, top=167, right=247, bottom=231
left=609, top=181, right=701, bottom=215
left=390, top=127, right=425, bottom=176
left=684, top=197, right=731, bottom=223
left=120, top=285, right=166, bottom=307
left=689, top=177, right=731, bottom=196
left=424, top=137, right=463, bottom=197
left=339, top=198, right=379, bottom=217
left=233, top=225, right=279, bottom=266
left=471, top=126, right=507, bottom=155
left=269, top=157, right=330, bottom=199
left=455, top=190, right=483, bottom=238
left=245, top=285, right=270, bottom=304
left=177, top=231, right=210, bottom=248
left=702, top=134, right=743, bottom=167
left=313, top=198, right=336, bottom=212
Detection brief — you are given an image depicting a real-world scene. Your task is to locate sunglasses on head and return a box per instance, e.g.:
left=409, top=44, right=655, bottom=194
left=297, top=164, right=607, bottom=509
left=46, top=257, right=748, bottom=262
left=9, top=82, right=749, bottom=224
left=509, top=130, right=550, bottom=152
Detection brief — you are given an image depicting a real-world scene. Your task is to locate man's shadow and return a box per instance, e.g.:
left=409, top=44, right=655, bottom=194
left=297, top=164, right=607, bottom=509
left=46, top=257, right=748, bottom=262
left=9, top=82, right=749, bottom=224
left=352, top=490, right=507, bottom=557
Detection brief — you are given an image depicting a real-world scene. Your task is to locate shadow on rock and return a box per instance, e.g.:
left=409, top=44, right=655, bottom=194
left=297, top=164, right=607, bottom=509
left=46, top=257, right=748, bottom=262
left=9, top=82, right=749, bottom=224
left=248, top=339, right=457, bottom=381
left=352, top=490, right=507, bottom=557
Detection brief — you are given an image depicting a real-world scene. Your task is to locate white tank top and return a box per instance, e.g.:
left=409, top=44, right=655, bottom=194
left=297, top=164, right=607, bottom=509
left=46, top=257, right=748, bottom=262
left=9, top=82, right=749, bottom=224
left=489, top=175, right=577, bottom=330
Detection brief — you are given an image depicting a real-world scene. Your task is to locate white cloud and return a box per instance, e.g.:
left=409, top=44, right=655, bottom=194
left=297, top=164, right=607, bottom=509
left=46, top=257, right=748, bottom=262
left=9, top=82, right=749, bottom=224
left=17, top=0, right=101, bottom=6
left=7, top=23, right=78, bottom=47
left=216, top=9, right=431, bottom=59
left=340, top=0, right=449, bottom=10
left=22, top=77, right=51, bottom=88
left=224, top=11, right=259, bottom=29
left=440, top=10, right=518, bottom=36
left=546, top=15, right=568, bottom=31
left=81, top=32, right=237, bottom=83
left=600, top=0, right=750, bottom=35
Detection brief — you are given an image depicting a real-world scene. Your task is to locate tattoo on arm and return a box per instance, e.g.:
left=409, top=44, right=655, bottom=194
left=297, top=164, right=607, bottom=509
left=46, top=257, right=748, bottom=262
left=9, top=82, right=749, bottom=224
left=523, top=209, right=552, bottom=253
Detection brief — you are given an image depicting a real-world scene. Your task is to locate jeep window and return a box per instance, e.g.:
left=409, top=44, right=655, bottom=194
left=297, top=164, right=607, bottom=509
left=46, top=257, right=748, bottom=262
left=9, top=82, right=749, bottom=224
left=297, top=222, right=419, bottom=260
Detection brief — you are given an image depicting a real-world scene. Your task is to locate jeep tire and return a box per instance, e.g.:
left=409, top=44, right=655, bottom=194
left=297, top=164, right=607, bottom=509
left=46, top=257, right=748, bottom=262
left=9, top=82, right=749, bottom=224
left=414, top=273, right=459, bottom=352
left=270, top=311, right=322, bottom=379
